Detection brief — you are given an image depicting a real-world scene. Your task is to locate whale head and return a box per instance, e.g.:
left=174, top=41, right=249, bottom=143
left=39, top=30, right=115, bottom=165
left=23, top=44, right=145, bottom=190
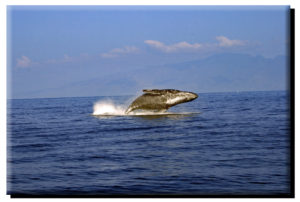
left=165, top=90, right=198, bottom=106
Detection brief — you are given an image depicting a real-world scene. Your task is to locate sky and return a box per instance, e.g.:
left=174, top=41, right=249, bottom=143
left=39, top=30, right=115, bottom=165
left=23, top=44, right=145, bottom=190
left=7, top=6, right=290, bottom=99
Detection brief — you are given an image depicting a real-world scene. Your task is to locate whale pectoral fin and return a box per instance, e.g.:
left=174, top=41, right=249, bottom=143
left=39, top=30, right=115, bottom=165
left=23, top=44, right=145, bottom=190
left=142, top=89, right=162, bottom=95
left=125, top=105, right=138, bottom=114
left=125, top=107, right=132, bottom=114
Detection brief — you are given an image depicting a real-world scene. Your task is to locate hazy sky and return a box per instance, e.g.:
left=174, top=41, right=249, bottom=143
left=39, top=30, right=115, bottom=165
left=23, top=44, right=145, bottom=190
left=7, top=6, right=290, bottom=98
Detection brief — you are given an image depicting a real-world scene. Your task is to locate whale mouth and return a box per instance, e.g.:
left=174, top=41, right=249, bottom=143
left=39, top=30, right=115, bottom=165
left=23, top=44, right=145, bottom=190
left=180, top=92, right=198, bottom=102
left=188, top=92, right=198, bottom=100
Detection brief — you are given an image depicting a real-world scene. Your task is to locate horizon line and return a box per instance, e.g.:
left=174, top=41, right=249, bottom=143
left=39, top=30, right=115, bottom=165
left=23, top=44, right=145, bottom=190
left=8, top=89, right=289, bottom=100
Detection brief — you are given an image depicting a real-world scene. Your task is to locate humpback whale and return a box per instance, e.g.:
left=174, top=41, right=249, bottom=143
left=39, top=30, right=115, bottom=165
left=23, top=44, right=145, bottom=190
left=125, top=89, right=198, bottom=114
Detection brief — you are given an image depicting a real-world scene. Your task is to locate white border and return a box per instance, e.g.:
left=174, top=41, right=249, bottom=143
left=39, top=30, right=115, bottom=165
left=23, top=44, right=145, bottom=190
left=0, top=0, right=297, bottom=6
left=1, top=0, right=298, bottom=201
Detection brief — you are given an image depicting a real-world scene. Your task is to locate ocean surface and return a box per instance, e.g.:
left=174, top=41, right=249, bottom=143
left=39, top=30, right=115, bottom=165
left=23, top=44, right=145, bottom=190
left=7, top=91, right=291, bottom=196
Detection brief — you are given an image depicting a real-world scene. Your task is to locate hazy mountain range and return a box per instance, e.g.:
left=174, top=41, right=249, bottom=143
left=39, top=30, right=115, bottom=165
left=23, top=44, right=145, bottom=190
left=10, top=53, right=288, bottom=99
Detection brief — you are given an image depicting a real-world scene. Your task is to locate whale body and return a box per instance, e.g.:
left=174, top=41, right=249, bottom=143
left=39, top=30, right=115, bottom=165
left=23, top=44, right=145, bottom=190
left=125, top=89, right=198, bottom=114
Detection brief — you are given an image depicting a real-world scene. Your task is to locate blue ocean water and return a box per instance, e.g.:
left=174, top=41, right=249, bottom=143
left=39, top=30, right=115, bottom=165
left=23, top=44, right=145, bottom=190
left=7, top=91, right=291, bottom=196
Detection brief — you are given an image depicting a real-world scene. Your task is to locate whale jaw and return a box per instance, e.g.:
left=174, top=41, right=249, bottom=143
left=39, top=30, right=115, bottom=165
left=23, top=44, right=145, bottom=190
left=166, top=92, right=197, bottom=106
left=125, top=89, right=198, bottom=114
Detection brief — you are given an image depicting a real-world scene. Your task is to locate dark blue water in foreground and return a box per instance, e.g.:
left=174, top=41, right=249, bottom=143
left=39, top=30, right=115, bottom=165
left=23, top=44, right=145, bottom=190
left=7, top=91, right=291, bottom=196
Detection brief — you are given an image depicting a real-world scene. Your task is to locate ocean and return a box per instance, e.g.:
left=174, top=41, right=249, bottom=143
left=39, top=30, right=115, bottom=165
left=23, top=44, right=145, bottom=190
left=7, top=91, right=291, bottom=196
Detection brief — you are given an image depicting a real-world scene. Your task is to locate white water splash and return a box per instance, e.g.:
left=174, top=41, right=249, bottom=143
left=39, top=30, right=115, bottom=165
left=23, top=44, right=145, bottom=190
left=92, top=100, right=126, bottom=115
left=92, top=100, right=166, bottom=116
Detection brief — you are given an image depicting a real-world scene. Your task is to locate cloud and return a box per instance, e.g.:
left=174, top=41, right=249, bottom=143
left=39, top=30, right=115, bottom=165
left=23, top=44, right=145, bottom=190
left=16, top=56, right=32, bottom=68
left=44, top=56, right=71, bottom=64
left=144, top=40, right=202, bottom=53
left=145, top=36, right=246, bottom=53
left=63, top=54, right=74, bottom=62
left=216, top=36, right=245, bottom=47
left=45, top=53, right=90, bottom=65
left=101, top=46, right=139, bottom=58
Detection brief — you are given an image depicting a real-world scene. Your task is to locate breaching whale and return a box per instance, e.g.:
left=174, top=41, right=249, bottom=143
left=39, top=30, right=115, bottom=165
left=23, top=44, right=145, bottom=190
left=125, top=89, right=198, bottom=114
